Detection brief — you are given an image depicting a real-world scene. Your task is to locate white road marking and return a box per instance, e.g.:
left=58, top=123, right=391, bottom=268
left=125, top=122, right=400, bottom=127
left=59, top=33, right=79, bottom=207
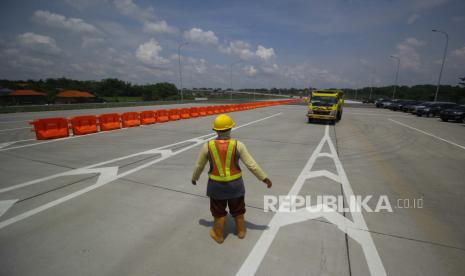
left=0, top=200, right=18, bottom=218
left=236, top=125, right=386, bottom=276
left=389, top=118, right=465, bottom=150
left=0, top=113, right=282, bottom=229
left=346, top=112, right=411, bottom=118
left=0, top=139, right=35, bottom=149
left=0, top=127, right=30, bottom=132
left=0, top=120, right=29, bottom=124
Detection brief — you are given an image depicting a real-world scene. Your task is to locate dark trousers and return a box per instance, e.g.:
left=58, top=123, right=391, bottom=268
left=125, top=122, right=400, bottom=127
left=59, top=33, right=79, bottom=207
left=210, top=196, right=246, bottom=218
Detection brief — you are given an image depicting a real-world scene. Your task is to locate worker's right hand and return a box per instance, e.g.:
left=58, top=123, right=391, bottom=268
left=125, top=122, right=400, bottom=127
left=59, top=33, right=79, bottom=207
left=263, top=178, right=272, bottom=188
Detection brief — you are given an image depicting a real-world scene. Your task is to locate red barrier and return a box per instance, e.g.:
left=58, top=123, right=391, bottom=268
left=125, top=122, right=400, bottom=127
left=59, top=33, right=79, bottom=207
left=156, top=109, right=170, bottom=123
left=99, top=113, right=121, bottom=131
left=70, top=115, right=98, bottom=136
left=190, top=107, right=200, bottom=117
left=180, top=108, right=191, bottom=119
left=169, top=109, right=181, bottom=120
left=30, top=118, right=69, bottom=140
left=121, top=112, right=140, bottom=128
left=140, top=111, right=156, bottom=125
left=198, top=107, right=207, bottom=116
left=206, top=106, right=215, bottom=115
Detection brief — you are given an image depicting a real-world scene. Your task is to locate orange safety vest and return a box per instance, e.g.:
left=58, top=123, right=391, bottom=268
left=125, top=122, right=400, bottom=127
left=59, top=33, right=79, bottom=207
left=207, top=139, right=242, bottom=182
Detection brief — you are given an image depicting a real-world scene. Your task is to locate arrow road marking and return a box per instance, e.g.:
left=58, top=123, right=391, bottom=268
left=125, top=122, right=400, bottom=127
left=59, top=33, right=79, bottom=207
left=236, top=124, right=386, bottom=276
left=0, top=113, right=282, bottom=230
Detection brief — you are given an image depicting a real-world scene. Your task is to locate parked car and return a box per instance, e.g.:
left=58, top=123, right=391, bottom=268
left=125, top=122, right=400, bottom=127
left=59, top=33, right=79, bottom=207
left=389, top=100, right=416, bottom=111
left=440, top=105, right=465, bottom=122
left=363, top=98, right=375, bottom=104
left=416, top=102, right=456, bottom=117
left=383, top=99, right=399, bottom=109
left=375, top=98, right=390, bottom=108
left=411, top=102, right=434, bottom=114
left=401, top=100, right=422, bottom=112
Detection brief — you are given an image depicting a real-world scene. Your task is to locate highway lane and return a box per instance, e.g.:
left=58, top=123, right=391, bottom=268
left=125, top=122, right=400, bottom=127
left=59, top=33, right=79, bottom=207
left=0, top=104, right=464, bottom=275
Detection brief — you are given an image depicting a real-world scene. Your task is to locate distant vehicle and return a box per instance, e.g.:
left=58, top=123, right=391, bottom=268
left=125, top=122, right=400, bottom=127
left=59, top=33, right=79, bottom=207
left=307, top=89, right=344, bottom=124
left=389, top=100, right=416, bottom=111
left=375, top=98, right=390, bottom=108
left=411, top=102, right=434, bottom=114
left=362, top=98, right=375, bottom=104
left=416, top=102, right=456, bottom=117
left=440, top=105, right=465, bottom=122
left=383, top=99, right=400, bottom=109
left=401, top=100, right=422, bottom=112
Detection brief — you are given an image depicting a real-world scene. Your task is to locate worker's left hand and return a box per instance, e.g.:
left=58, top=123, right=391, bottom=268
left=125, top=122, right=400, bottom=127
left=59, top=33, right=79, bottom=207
left=263, top=178, right=272, bottom=188
left=191, top=180, right=197, bottom=185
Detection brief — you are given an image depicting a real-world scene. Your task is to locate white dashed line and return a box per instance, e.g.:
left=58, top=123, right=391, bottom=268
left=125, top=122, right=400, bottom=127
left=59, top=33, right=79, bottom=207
left=389, top=118, right=465, bottom=150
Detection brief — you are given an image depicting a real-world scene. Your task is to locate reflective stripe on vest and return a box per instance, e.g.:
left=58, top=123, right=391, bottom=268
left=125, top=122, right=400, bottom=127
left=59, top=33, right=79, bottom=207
left=208, top=139, right=242, bottom=182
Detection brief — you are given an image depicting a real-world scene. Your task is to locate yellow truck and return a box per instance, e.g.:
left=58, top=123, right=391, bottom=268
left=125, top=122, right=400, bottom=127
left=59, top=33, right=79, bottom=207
left=307, top=89, right=344, bottom=124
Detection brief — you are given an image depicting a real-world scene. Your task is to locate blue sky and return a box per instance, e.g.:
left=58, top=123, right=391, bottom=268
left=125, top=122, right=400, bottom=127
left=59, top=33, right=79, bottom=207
left=0, top=0, right=464, bottom=89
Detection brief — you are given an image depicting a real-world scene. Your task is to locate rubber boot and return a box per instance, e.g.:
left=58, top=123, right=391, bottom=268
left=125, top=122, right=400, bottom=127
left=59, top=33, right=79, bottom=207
left=210, top=216, right=225, bottom=244
left=234, top=214, right=246, bottom=239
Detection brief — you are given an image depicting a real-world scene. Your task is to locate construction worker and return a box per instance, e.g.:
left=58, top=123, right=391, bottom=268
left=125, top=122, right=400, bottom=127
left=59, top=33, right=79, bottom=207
left=191, top=114, right=272, bottom=244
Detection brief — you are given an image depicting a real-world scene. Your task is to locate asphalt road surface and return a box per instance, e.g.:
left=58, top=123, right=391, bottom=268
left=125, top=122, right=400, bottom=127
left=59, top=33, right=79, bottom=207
left=0, top=103, right=464, bottom=275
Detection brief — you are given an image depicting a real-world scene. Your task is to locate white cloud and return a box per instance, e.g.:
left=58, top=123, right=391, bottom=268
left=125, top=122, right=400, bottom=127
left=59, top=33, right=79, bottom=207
left=404, top=37, right=426, bottom=47
left=184, top=28, right=219, bottom=45
left=143, top=20, right=177, bottom=34
left=407, top=13, right=420, bottom=24
left=452, top=46, right=465, bottom=59
left=245, top=65, right=257, bottom=77
left=395, top=37, right=426, bottom=70
left=135, top=38, right=170, bottom=66
left=32, top=10, right=100, bottom=34
left=255, top=45, right=275, bottom=61
left=188, top=58, right=208, bottom=74
left=82, top=37, right=105, bottom=48
left=219, top=41, right=276, bottom=61
left=113, top=0, right=154, bottom=20
left=262, top=63, right=280, bottom=74
left=219, top=40, right=255, bottom=60
left=18, top=32, right=62, bottom=54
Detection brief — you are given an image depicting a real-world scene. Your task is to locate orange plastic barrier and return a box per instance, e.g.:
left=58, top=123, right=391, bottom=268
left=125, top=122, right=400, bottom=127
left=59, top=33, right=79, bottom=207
left=169, top=109, right=181, bottom=120
left=70, top=115, right=98, bottom=136
left=189, top=107, right=200, bottom=117
left=98, top=113, right=121, bottom=131
left=206, top=106, right=215, bottom=115
left=30, top=117, right=69, bottom=140
left=140, top=110, right=156, bottom=125
left=156, top=109, right=170, bottom=123
left=198, top=107, right=207, bottom=116
left=180, top=108, right=191, bottom=119
left=121, top=112, right=140, bottom=128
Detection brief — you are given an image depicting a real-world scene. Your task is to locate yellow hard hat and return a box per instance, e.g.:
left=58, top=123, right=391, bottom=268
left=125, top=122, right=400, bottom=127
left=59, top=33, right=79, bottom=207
left=212, top=114, right=235, bottom=131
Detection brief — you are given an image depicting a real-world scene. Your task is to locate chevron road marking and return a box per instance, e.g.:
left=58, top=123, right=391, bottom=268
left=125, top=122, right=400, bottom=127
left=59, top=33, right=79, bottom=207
left=236, top=124, right=386, bottom=276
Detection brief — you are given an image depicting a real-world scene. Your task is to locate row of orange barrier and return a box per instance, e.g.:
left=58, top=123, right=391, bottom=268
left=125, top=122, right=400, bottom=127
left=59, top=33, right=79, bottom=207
left=29, top=100, right=300, bottom=140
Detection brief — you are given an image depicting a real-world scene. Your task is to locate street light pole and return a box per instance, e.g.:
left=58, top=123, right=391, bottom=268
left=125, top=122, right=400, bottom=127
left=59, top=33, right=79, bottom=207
left=432, top=29, right=449, bottom=102
left=230, top=61, right=241, bottom=101
left=390, top=55, right=400, bottom=99
left=178, top=42, right=188, bottom=101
